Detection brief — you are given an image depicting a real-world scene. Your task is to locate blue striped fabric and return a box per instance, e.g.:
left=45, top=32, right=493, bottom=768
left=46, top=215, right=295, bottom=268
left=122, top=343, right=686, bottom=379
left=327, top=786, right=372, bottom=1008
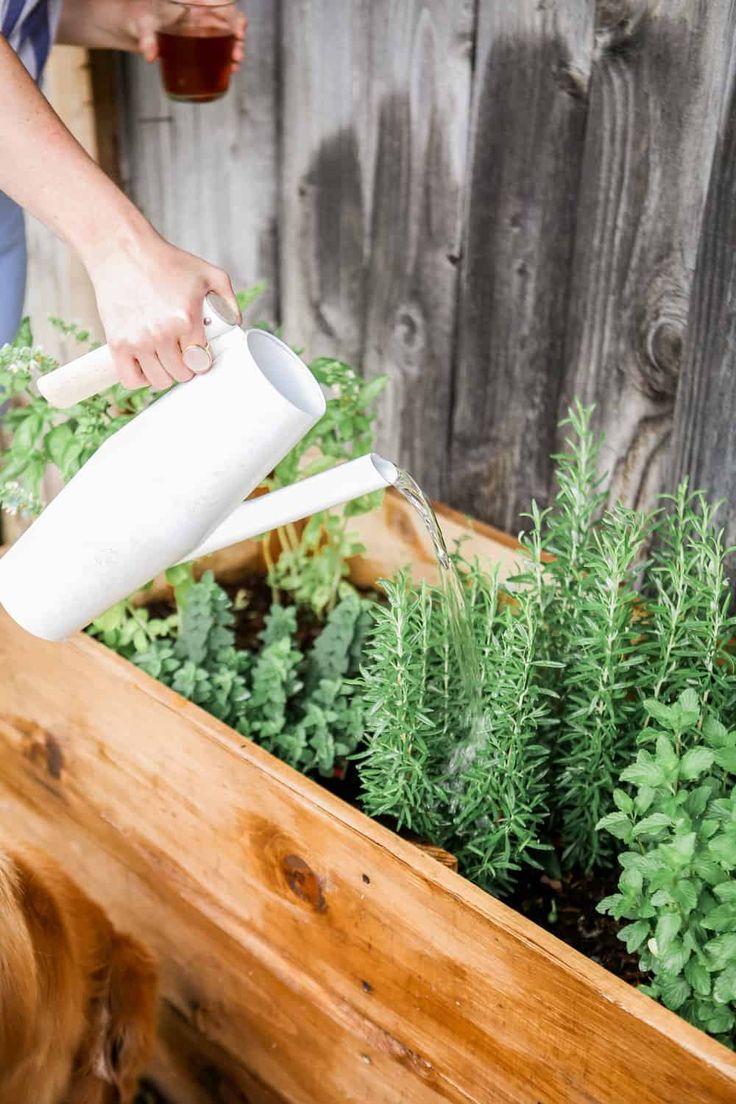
left=1, top=0, right=61, bottom=81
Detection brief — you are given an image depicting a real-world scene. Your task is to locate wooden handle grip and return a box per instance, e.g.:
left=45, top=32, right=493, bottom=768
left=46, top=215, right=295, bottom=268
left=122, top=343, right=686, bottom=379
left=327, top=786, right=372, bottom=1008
left=37, top=294, right=240, bottom=410
left=37, top=344, right=118, bottom=409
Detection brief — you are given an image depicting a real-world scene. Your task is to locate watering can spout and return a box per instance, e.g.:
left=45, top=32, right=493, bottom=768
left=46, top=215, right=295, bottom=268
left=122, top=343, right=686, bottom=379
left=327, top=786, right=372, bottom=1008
left=182, top=453, right=398, bottom=564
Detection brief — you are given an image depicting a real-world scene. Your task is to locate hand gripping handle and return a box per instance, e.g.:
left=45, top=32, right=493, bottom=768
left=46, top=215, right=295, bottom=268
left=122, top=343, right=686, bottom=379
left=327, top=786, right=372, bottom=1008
left=37, top=293, right=240, bottom=409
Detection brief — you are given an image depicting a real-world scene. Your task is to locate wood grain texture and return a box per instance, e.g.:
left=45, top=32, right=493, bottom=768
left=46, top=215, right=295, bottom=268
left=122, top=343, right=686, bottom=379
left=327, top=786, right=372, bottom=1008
left=560, top=0, right=736, bottom=512
left=448, top=0, right=595, bottom=532
left=1, top=522, right=735, bottom=1102
left=670, top=38, right=736, bottom=542
left=280, top=0, right=475, bottom=497
left=117, top=0, right=279, bottom=321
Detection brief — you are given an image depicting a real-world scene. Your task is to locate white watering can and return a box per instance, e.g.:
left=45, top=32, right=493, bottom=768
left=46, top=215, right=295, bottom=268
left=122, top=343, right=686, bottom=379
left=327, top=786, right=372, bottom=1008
left=0, top=294, right=399, bottom=641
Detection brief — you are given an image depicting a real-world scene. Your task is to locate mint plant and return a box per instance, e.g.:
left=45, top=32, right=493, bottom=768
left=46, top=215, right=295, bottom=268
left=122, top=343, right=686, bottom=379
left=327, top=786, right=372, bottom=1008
left=598, top=691, right=736, bottom=1045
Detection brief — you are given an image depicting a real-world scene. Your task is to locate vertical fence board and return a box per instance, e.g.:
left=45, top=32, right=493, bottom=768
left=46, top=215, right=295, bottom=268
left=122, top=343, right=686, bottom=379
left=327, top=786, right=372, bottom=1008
left=559, top=0, right=736, bottom=512
left=279, top=0, right=373, bottom=367
left=34, top=2, right=736, bottom=529
left=118, top=0, right=279, bottom=320
left=671, top=61, right=736, bottom=541
left=280, top=0, right=474, bottom=496
left=447, top=0, right=595, bottom=532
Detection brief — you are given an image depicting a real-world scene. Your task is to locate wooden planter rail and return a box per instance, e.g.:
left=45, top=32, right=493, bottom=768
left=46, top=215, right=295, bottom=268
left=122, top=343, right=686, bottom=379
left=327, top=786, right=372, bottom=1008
left=1, top=493, right=735, bottom=1103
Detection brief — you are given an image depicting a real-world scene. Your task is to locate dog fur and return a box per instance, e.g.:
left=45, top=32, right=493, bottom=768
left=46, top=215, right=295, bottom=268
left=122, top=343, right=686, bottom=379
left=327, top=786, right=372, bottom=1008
left=0, top=848, right=157, bottom=1104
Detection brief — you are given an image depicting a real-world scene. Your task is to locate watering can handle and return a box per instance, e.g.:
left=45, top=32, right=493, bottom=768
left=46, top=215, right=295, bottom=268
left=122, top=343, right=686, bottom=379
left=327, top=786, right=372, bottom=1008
left=36, top=293, right=240, bottom=409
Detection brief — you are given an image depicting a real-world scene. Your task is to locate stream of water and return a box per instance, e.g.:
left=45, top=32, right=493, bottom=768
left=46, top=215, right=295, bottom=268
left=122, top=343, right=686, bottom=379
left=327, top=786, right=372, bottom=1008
left=393, top=470, right=486, bottom=750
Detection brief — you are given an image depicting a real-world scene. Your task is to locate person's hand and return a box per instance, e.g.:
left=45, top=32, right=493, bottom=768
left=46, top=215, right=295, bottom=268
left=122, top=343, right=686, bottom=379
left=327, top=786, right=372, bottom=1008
left=86, top=226, right=240, bottom=391
left=136, top=6, right=247, bottom=73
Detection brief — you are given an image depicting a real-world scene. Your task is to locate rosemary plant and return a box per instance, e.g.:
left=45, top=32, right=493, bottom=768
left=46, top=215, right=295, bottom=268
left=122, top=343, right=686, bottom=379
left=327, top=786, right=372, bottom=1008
left=556, top=506, right=649, bottom=870
left=452, top=515, right=557, bottom=891
left=641, top=482, right=736, bottom=726
left=358, top=573, right=450, bottom=840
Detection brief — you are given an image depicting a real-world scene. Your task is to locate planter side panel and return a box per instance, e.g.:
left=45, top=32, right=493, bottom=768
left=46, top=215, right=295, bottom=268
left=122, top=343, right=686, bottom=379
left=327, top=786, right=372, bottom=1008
left=0, top=613, right=735, bottom=1103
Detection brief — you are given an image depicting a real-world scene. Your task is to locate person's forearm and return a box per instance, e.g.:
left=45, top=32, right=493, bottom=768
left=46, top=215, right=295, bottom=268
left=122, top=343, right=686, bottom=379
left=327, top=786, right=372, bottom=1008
left=0, top=36, right=154, bottom=268
left=57, top=0, right=145, bottom=51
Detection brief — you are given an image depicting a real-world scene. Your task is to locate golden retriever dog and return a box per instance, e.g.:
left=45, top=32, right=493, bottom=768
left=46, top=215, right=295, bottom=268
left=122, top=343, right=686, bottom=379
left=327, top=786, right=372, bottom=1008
left=0, top=847, right=157, bottom=1104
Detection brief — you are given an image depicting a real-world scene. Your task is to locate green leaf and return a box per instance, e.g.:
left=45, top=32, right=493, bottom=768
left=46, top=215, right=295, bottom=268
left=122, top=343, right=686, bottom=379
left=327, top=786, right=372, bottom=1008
left=672, top=879, right=698, bottom=912
left=619, top=920, right=650, bottom=954
left=655, top=912, right=682, bottom=954
left=677, top=688, right=701, bottom=729
left=92, top=602, right=126, bottom=633
left=703, top=716, right=730, bottom=749
left=357, top=376, right=387, bottom=407
left=713, top=746, right=736, bottom=774
left=694, top=856, right=726, bottom=886
left=684, top=958, right=711, bottom=997
left=644, top=699, right=678, bottom=731
left=702, top=903, right=736, bottom=931
left=596, top=811, right=633, bottom=840
left=621, top=754, right=666, bottom=788
left=612, top=788, right=634, bottom=815
left=705, top=932, right=736, bottom=971
left=632, top=813, right=672, bottom=837
left=655, top=733, right=678, bottom=773
left=12, top=409, right=45, bottom=452
left=709, top=832, right=736, bottom=867
left=663, top=832, right=697, bottom=866
left=679, top=747, right=715, bottom=781
left=714, top=882, right=736, bottom=904
left=620, top=866, right=643, bottom=893
left=45, top=422, right=73, bottom=467
left=713, top=965, right=736, bottom=1004
left=661, top=939, right=690, bottom=975
left=658, top=974, right=691, bottom=1011
left=634, top=785, right=656, bottom=815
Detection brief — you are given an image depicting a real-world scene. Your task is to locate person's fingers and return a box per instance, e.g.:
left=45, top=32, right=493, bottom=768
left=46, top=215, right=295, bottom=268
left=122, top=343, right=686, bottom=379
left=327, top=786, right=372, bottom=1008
left=137, top=12, right=159, bottom=62
left=232, top=13, right=246, bottom=69
left=178, top=311, right=210, bottom=375
left=110, top=343, right=147, bottom=390
left=137, top=349, right=172, bottom=391
left=156, top=337, right=195, bottom=384
left=206, top=267, right=242, bottom=326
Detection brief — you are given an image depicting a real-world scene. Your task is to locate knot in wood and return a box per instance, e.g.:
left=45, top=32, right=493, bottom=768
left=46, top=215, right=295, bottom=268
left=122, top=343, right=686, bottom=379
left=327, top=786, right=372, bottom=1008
left=282, top=854, right=327, bottom=912
left=395, top=306, right=424, bottom=352
left=595, top=0, right=649, bottom=56
left=635, top=270, right=688, bottom=400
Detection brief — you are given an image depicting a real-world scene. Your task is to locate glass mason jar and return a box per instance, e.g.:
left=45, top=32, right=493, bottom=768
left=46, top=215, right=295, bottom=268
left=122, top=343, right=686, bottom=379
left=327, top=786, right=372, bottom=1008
left=154, top=0, right=241, bottom=104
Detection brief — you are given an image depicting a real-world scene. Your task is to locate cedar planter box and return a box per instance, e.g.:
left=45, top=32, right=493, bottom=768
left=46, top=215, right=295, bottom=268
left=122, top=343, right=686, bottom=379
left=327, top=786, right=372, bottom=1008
left=1, top=492, right=735, bottom=1104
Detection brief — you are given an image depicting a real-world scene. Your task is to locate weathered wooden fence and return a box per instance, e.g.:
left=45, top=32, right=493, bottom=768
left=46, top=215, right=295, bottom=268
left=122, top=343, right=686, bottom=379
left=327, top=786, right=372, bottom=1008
left=110, top=1, right=736, bottom=535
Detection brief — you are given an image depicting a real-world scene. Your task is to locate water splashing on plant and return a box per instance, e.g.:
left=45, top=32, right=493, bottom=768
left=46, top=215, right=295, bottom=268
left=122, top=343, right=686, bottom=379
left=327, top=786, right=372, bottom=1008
left=393, top=470, right=488, bottom=765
